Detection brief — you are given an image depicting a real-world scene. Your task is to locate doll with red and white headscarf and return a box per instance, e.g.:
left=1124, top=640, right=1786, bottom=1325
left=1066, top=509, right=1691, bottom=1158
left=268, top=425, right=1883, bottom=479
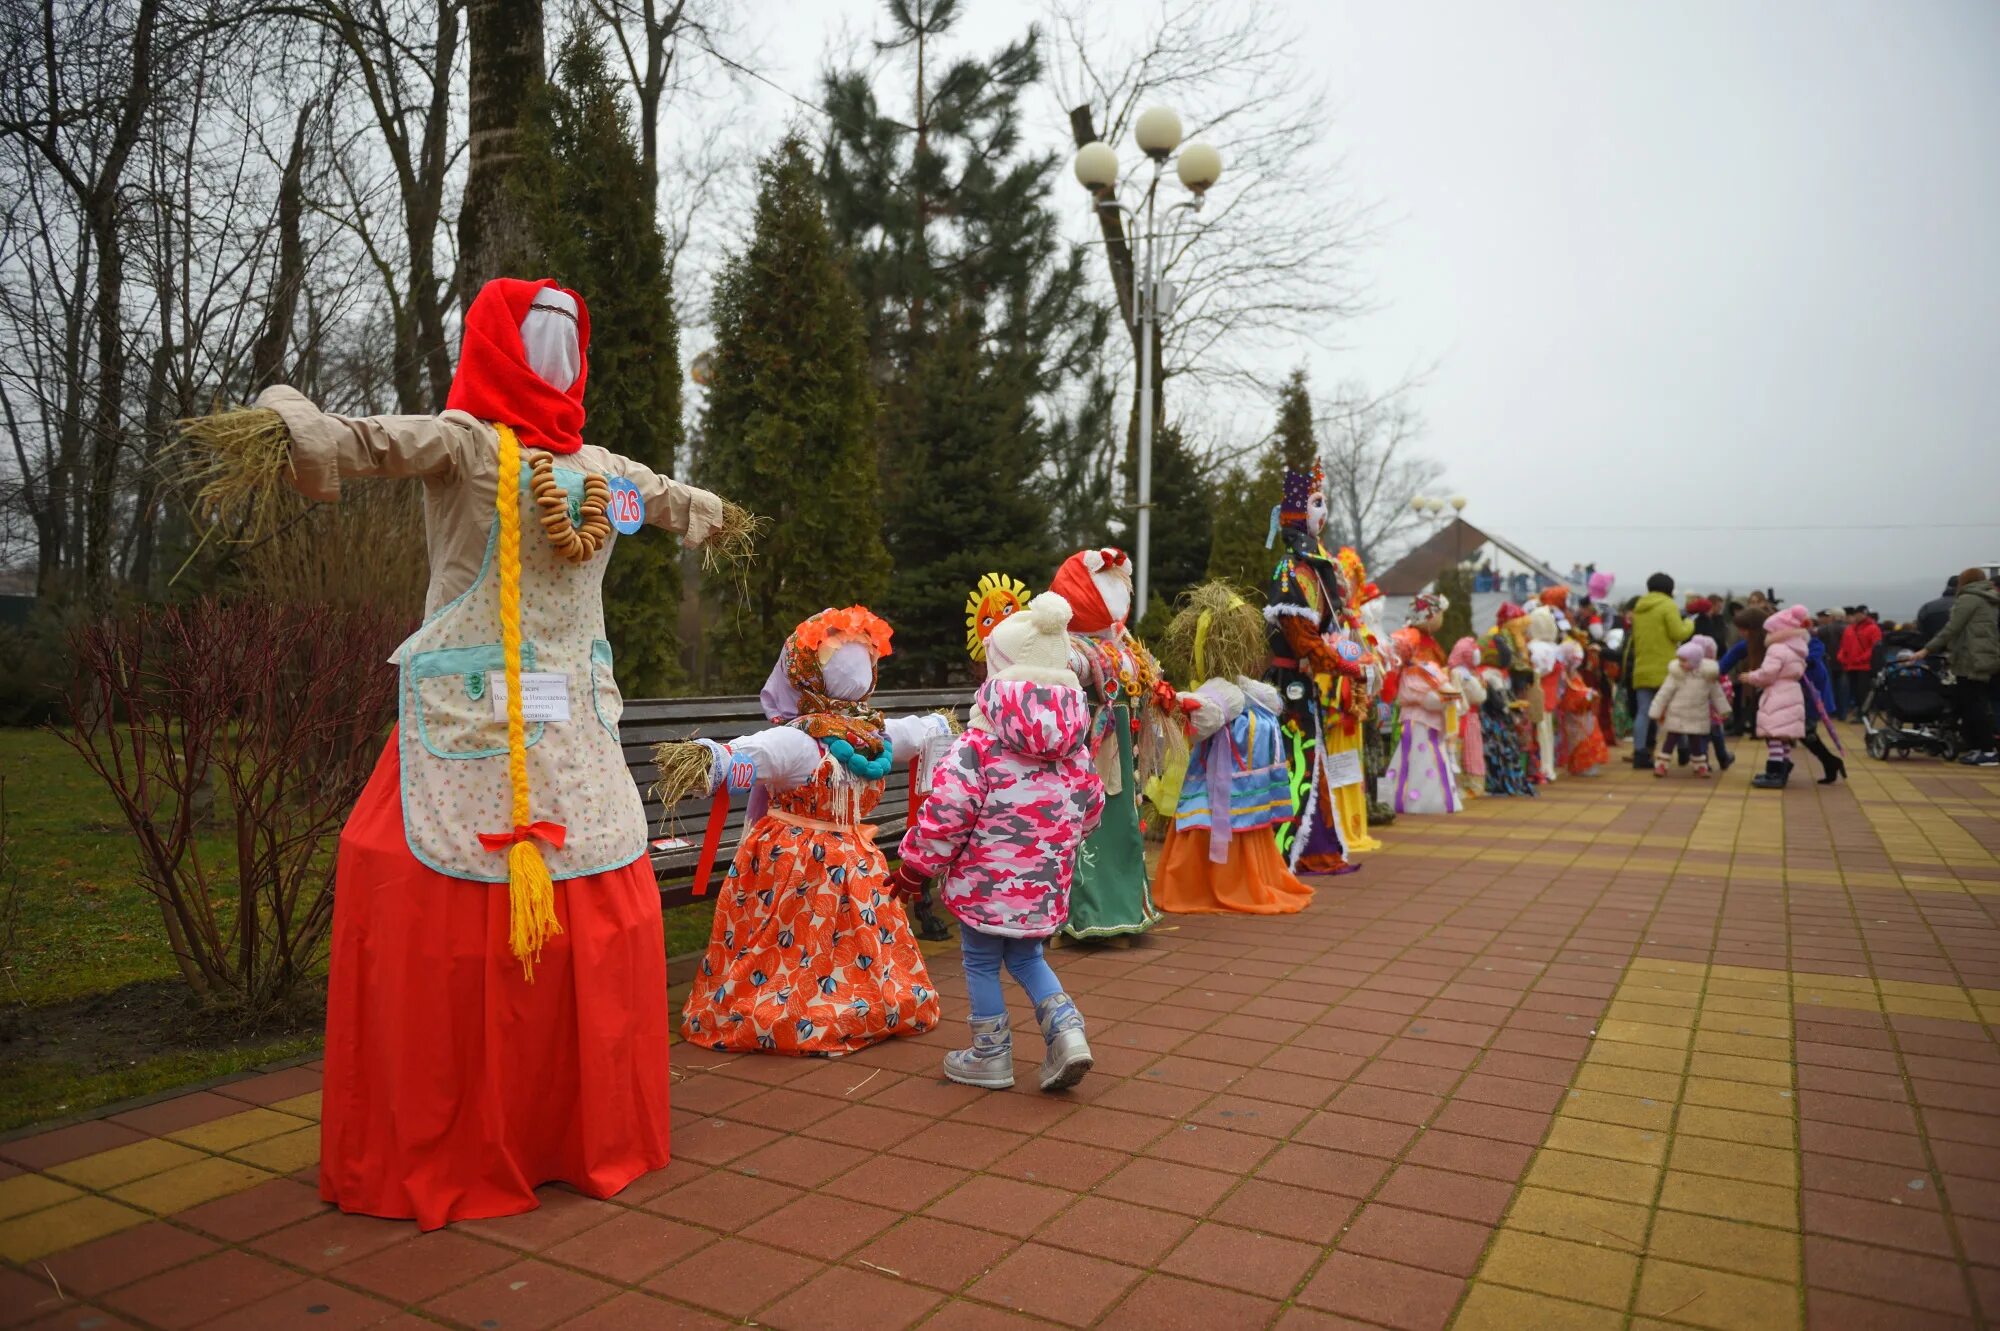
left=1381, top=592, right=1464, bottom=815
left=245, top=278, right=744, bottom=1229
left=1046, top=547, right=1178, bottom=938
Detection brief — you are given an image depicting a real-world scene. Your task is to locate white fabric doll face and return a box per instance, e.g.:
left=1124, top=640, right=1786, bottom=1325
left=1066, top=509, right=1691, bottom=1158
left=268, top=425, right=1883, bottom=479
left=818, top=639, right=876, bottom=701
left=1306, top=490, right=1328, bottom=536
left=1092, top=566, right=1133, bottom=626
left=520, top=288, right=581, bottom=391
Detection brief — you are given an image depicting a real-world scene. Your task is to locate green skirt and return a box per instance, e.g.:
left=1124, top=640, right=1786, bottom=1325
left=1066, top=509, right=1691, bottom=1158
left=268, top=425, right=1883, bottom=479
left=1063, top=705, right=1159, bottom=940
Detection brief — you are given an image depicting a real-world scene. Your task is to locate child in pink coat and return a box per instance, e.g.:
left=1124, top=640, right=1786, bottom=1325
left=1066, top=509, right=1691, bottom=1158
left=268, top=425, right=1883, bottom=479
left=894, top=593, right=1106, bottom=1092
left=1743, top=603, right=1812, bottom=789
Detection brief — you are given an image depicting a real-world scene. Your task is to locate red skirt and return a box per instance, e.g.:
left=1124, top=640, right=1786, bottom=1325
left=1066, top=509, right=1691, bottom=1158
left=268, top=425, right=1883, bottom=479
left=319, top=730, right=671, bottom=1230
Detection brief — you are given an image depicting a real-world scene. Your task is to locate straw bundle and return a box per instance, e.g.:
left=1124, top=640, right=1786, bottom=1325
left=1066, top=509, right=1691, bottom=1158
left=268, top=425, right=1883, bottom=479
left=1162, top=581, right=1267, bottom=685
left=701, top=501, right=765, bottom=573
left=649, top=740, right=715, bottom=811
left=177, top=406, right=296, bottom=542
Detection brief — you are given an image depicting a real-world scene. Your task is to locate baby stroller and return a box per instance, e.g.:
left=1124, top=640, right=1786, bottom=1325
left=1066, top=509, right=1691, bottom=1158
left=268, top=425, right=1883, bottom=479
left=1861, top=655, right=1958, bottom=761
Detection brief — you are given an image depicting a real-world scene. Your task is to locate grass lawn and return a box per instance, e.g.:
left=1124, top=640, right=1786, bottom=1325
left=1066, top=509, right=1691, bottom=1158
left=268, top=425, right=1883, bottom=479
left=0, top=727, right=716, bottom=1133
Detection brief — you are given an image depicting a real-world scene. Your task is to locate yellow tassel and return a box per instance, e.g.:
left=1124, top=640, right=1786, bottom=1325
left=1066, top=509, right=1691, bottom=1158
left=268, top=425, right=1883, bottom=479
left=507, top=839, right=560, bottom=981
left=493, top=423, right=562, bottom=981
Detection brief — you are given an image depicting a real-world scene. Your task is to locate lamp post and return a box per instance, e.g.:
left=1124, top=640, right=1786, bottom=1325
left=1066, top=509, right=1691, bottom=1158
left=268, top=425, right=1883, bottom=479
left=1073, top=109, right=1223, bottom=615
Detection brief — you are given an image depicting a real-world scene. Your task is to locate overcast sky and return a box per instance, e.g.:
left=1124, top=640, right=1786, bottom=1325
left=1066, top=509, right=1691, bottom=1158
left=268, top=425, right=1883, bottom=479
left=745, top=0, right=1998, bottom=592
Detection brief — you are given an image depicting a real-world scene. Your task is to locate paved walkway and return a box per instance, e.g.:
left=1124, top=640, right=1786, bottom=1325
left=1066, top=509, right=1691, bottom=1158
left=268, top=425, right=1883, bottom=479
left=3, top=753, right=1998, bottom=1330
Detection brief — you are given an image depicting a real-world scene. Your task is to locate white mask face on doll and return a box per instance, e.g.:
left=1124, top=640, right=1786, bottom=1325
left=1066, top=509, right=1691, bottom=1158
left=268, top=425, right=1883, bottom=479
left=1092, top=568, right=1132, bottom=626
left=1306, top=492, right=1328, bottom=537
left=818, top=640, right=875, bottom=701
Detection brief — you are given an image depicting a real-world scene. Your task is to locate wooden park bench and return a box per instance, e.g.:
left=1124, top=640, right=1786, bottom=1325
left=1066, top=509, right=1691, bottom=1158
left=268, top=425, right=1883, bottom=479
left=619, top=687, right=974, bottom=911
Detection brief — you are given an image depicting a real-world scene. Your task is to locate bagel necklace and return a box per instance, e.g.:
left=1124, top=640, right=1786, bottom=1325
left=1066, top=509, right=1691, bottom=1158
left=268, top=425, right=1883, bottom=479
left=529, top=452, right=612, bottom=563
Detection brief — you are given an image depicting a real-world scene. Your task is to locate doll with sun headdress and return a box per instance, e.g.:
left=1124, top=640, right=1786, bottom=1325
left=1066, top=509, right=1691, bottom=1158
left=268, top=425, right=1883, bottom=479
left=667, top=606, right=956, bottom=1056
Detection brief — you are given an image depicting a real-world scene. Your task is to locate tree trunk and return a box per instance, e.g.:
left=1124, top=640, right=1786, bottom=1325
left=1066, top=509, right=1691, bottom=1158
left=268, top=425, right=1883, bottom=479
left=249, top=104, right=313, bottom=392
left=460, top=0, right=548, bottom=303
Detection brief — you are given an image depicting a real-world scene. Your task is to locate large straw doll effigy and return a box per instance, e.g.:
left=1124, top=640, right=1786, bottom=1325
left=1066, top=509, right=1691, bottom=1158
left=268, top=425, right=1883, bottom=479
left=1050, top=548, right=1181, bottom=939
left=177, top=278, right=755, bottom=1230
left=1331, top=546, right=1386, bottom=852
left=1264, top=465, right=1368, bottom=875
left=1383, top=591, right=1464, bottom=816
left=1152, top=584, right=1313, bottom=915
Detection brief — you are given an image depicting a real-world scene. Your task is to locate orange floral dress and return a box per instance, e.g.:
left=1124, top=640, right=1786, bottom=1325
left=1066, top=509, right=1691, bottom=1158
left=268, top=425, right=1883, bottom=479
left=680, top=755, right=940, bottom=1056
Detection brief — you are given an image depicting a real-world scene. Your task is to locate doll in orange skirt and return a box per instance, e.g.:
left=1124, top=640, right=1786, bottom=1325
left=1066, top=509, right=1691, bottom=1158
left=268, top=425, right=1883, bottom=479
left=1153, top=584, right=1313, bottom=916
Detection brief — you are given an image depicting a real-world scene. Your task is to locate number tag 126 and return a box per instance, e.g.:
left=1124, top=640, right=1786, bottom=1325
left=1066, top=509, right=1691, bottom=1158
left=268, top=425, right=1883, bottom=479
left=605, top=476, right=645, bottom=535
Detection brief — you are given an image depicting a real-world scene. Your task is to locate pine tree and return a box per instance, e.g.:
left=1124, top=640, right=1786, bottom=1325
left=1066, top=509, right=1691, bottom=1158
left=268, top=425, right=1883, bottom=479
left=521, top=25, right=684, bottom=695
left=698, top=136, right=889, bottom=689
left=1124, top=421, right=1211, bottom=615
left=1275, top=367, right=1316, bottom=472
left=1206, top=370, right=1314, bottom=591
left=820, top=0, right=1111, bottom=679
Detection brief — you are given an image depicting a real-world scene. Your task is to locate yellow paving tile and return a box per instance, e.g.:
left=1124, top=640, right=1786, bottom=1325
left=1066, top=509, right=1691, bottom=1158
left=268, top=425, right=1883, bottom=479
left=1675, top=1104, right=1796, bottom=1150
left=1702, top=977, right=1790, bottom=1002
left=229, top=1127, right=319, bottom=1175
left=1794, top=987, right=1878, bottom=1015
left=1587, top=1040, right=1691, bottom=1075
left=1596, top=1020, right=1694, bottom=1052
left=1687, top=1052, right=1792, bottom=1089
left=1791, top=971, right=1873, bottom=992
left=1606, top=1001, right=1698, bottom=1028
left=1691, top=1030, right=1792, bottom=1063
left=1657, top=1171, right=1799, bottom=1229
left=1502, top=1186, right=1648, bottom=1251
left=1562, top=1088, right=1675, bottom=1133
left=0, top=1196, right=147, bottom=1264
left=1543, top=1117, right=1670, bottom=1166
left=166, top=1107, right=311, bottom=1152
left=1882, top=994, right=1981, bottom=1022
left=1574, top=1063, right=1684, bottom=1103
left=1615, top=983, right=1700, bottom=1009
left=271, top=1091, right=323, bottom=1118
left=1523, top=1150, right=1662, bottom=1207
left=1646, top=1210, right=1800, bottom=1282
left=1478, top=1230, right=1640, bottom=1309
left=46, top=1138, right=206, bottom=1190
left=1668, top=1136, right=1797, bottom=1189
left=1453, top=1283, right=1624, bottom=1331
left=108, top=1156, right=273, bottom=1214
left=1680, top=1077, right=1794, bottom=1118
left=1695, top=1009, right=1791, bottom=1039
left=0, top=1173, right=82, bottom=1222
left=1698, top=995, right=1790, bottom=1021
left=1633, top=1258, right=1801, bottom=1331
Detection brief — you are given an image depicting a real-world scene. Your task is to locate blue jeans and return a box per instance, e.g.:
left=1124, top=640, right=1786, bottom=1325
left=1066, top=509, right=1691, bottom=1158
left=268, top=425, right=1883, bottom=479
left=960, top=928, right=1063, bottom=1021
left=1632, top=688, right=1658, bottom=754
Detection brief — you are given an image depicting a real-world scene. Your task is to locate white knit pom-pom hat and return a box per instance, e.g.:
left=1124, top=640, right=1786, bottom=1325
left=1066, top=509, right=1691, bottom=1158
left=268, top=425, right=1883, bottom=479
left=985, top=592, right=1082, bottom=688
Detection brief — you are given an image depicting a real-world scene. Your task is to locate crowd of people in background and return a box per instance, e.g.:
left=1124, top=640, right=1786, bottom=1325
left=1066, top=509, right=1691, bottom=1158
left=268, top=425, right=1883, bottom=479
left=1610, top=567, right=2000, bottom=774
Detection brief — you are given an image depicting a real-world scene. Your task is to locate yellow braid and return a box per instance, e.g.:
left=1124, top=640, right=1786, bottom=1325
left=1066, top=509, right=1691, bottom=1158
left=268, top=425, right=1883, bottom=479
left=493, top=423, right=560, bottom=980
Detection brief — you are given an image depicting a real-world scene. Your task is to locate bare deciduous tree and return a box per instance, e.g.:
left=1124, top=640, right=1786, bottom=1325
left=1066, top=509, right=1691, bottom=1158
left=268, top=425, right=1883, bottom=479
left=1316, top=377, right=1443, bottom=570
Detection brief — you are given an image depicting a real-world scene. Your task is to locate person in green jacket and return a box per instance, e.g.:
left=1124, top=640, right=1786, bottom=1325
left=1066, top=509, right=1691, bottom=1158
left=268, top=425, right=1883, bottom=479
left=1912, top=568, right=2000, bottom=766
left=1625, top=572, right=1696, bottom=767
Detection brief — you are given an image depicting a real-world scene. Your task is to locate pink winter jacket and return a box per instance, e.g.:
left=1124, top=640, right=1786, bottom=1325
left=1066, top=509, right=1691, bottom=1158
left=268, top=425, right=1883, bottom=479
left=1743, top=620, right=1810, bottom=740
left=898, top=678, right=1106, bottom=939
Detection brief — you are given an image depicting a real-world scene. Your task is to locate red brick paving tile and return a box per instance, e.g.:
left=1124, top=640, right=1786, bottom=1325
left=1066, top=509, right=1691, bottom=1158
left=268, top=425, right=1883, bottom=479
left=615, top=1155, right=707, bottom=1205
left=822, top=1154, right=968, bottom=1211
left=965, top=1242, right=1142, bottom=1328
left=1798, top=1042, right=1901, bottom=1075
left=1185, top=1094, right=1314, bottom=1140
left=1296, top=1250, right=1465, bottom=1330
left=1912, top=1078, right=2000, bottom=1115
left=728, top=1088, right=848, bottom=1133
left=669, top=1117, right=783, bottom=1166
left=1943, top=1172, right=2000, bottom=1220
left=1932, top=1140, right=2000, bottom=1181
left=330, top=1230, right=514, bottom=1304
left=1173, top=1034, right=1280, bottom=1068
left=1338, top=1202, right=1492, bottom=1277
left=1452, top=1071, right=1567, bottom=1114
left=1158, top=1221, right=1318, bottom=1298
left=925, top=1174, right=1077, bottom=1238
left=1031, top=1194, right=1193, bottom=1266
left=1798, top=1064, right=1911, bottom=1103
left=642, top=1165, right=803, bottom=1230
left=892, top=1120, right=1030, bottom=1172
left=17, top=1307, right=148, bottom=1331
left=1328, top=1083, right=1441, bottom=1126
left=1922, top=1107, right=2000, bottom=1146
left=1800, top=1089, right=1920, bottom=1134
left=1801, top=1118, right=1930, bottom=1169
left=1256, top=1143, right=1393, bottom=1198
left=176, top=1178, right=326, bottom=1242
left=1098, top=1272, right=1280, bottom=1331
left=1140, top=1055, right=1249, bottom=1091
left=1096, top=1158, right=1238, bottom=1216
left=1142, top=1123, right=1275, bottom=1174
left=988, top=1136, right=1124, bottom=1189
left=103, top=1091, right=245, bottom=1137
left=1803, top=1189, right=1957, bottom=1256
left=552, top=1290, right=730, bottom=1330
left=1802, top=1153, right=1941, bottom=1208
left=948, top=1090, right=1080, bottom=1136
left=1041, top=1105, right=1174, bottom=1153
left=101, top=1250, right=302, bottom=1330
left=667, top=1073, right=762, bottom=1115
left=1091, top=1079, right=1213, bottom=1120
left=735, top=1135, right=873, bottom=1188
left=1293, top=1110, right=1419, bottom=1158
left=1468, top=1050, right=1578, bottom=1086
left=214, top=1066, right=323, bottom=1106
left=867, top=1075, right=987, bottom=1118
left=1429, top=1098, right=1552, bottom=1145
left=1259, top=1045, right=1368, bottom=1081
left=198, top=1277, right=401, bottom=1331
left=0, top=1268, right=60, bottom=1326
left=252, top=1208, right=414, bottom=1272
left=757, top=1265, right=942, bottom=1331
left=1972, top=1267, right=2000, bottom=1322
left=1099, top=1020, right=1193, bottom=1054
left=1295, top=1026, right=1390, bottom=1058
left=1352, top=1059, right=1462, bottom=1096
left=739, top=1191, right=901, bottom=1260
left=1402, top=1129, right=1535, bottom=1182
left=459, top=1188, right=628, bottom=1251
left=1373, top=1163, right=1516, bottom=1224
left=543, top=1211, right=717, bottom=1284
left=1803, top=1290, right=1979, bottom=1331
left=1227, top=1068, right=1341, bottom=1108
left=856, top=1216, right=1018, bottom=1291
left=1804, top=1235, right=1973, bottom=1316
left=424, top=1259, right=620, bottom=1331
left=1953, top=1214, right=2000, bottom=1263
left=1209, top=1179, right=1359, bottom=1245
left=39, top=1221, right=216, bottom=1297
left=795, top=1103, right=932, bottom=1151
left=1321, top=1006, right=1409, bottom=1037
left=0, top=1119, right=147, bottom=1170
left=918, top=1299, right=1066, bottom=1329
left=643, top=1237, right=821, bottom=1318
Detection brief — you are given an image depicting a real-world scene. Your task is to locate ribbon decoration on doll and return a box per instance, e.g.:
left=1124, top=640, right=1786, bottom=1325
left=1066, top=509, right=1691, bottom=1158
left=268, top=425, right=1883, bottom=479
left=691, top=754, right=757, bottom=897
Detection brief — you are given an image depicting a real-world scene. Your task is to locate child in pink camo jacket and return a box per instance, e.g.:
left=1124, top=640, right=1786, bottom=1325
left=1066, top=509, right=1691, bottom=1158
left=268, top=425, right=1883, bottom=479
left=892, top=593, right=1106, bottom=1093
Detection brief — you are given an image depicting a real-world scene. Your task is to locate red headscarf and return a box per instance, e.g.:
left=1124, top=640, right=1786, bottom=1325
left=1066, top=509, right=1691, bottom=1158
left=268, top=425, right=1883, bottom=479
left=1049, top=548, right=1127, bottom=633
left=446, top=278, right=590, bottom=454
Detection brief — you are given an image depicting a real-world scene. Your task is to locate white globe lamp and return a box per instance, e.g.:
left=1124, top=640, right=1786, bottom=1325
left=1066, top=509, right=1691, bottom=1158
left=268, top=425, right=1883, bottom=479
left=1072, top=141, right=1118, bottom=191
left=1134, top=105, right=1183, bottom=161
left=1176, top=142, right=1222, bottom=194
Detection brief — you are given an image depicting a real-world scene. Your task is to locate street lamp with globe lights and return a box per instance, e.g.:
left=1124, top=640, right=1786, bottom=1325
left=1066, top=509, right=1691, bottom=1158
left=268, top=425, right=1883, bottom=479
left=1072, top=107, right=1222, bottom=615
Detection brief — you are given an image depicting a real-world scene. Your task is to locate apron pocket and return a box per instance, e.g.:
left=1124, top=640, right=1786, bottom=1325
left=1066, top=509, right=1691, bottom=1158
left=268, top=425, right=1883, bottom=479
left=408, top=641, right=544, bottom=759
left=589, top=638, right=623, bottom=738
